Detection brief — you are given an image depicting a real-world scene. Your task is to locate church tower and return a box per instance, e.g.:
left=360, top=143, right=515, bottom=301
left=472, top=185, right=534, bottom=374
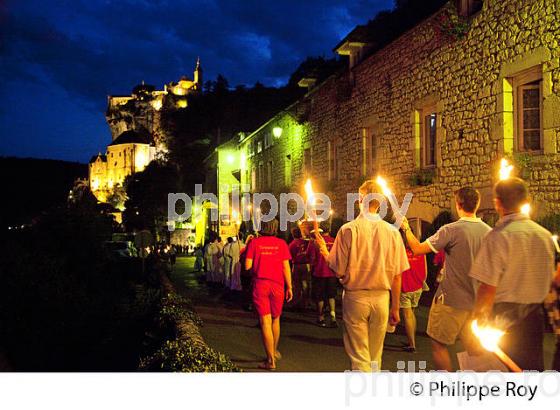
left=193, top=57, right=203, bottom=90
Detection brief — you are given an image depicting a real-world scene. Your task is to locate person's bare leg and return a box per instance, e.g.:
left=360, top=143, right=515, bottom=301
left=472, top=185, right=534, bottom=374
left=317, top=300, right=325, bottom=321
left=272, top=316, right=281, bottom=359
left=328, top=297, right=336, bottom=318
left=401, top=307, right=417, bottom=348
left=259, top=315, right=275, bottom=367
left=431, top=338, right=452, bottom=371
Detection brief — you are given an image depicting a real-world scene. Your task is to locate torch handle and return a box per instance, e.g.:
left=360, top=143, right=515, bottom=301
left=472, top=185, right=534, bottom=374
left=495, top=347, right=522, bottom=373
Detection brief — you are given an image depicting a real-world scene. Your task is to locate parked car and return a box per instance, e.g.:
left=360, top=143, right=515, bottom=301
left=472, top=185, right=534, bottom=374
left=104, top=241, right=137, bottom=258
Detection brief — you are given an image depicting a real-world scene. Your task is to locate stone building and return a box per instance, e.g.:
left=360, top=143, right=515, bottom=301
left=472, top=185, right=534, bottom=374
left=223, top=0, right=560, bottom=237
left=89, top=59, right=203, bottom=204
left=89, top=130, right=153, bottom=203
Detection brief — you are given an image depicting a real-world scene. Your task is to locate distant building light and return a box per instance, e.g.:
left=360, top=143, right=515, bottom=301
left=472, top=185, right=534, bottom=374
left=151, top=99, right=162, bottom=111
left=273, top=127, right=283, bottom=138
left=176, top=99, right=187, bottom=108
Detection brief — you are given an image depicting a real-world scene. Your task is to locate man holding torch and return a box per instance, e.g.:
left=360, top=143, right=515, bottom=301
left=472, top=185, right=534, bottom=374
left=401, top=187, right=490, bottom=371
left=469, top=177, right=556, bottom=371
left=315, top=179, right=409, bottom=371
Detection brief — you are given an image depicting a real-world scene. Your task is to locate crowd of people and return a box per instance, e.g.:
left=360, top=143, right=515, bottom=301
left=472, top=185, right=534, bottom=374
left=192, top=177, right=560, bottom=372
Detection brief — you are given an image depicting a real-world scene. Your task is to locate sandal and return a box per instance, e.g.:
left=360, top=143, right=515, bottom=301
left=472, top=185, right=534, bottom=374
left=275, top=351, right=282, bottom=360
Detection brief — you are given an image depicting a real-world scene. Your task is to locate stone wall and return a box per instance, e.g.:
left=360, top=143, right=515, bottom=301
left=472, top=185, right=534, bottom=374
left=241, top=0, right=560, bottom=228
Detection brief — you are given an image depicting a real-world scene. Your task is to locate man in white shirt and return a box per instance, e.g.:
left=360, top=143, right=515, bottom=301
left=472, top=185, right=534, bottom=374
left=470, top=177, right=555, bottom=371
left=315, top=180, right=409, bottom=371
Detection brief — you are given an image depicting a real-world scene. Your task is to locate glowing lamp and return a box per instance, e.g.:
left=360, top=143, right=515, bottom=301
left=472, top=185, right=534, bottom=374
left=499, top=158, right=514, bottom=181
left=520, top=203, right=531, bottom=216
left=226, top=153, right=235, bottom=164
left=272, top=127, right=283, bottom=138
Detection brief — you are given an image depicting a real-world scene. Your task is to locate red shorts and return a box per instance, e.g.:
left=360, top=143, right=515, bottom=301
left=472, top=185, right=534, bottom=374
left=252, top=279, right=284, bottom=318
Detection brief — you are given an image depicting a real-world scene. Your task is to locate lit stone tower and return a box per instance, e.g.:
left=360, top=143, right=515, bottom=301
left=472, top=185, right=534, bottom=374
left=194, top=57, right=203, bottom=90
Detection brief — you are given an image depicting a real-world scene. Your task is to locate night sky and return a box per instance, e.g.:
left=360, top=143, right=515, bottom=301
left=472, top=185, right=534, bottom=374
left=0, top=0, right=393, bottom=163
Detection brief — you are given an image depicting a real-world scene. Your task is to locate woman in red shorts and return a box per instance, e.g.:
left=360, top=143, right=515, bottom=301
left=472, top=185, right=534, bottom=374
left=245, top=219, right=293, bottom=370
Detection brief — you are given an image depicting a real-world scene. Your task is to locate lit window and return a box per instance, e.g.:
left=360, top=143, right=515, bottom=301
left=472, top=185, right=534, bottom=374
left=422, top=108, right=437, bottom=168
left=512, top=67, right=543, bottom=152
left=257, top=140, right=263, bottom=153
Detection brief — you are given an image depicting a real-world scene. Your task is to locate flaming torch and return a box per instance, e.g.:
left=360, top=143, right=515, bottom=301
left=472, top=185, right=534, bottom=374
left=520, top=203, right=531, bottom=216
left=376, top=175, right=392, bottom=197
left=471, top=320, right=522, bottom=372
left=499, top=158, right=514, bottom=181
left=304, top=178, right=319, bottom=233
left=552, top=234, right=560, bottom=253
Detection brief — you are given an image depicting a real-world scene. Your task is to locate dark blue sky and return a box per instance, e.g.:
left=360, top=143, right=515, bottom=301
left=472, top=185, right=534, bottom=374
left=0, top=0, right=393, bottom=162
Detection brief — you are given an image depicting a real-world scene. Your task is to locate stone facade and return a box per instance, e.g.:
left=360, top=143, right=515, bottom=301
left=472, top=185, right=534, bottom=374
left=231, top=0, right=560, bottom=234
left=89, top=59, right=203, bottom=204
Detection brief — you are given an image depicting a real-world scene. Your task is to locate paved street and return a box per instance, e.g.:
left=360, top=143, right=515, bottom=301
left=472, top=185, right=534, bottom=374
left=170, top=256, right=556, bottom=372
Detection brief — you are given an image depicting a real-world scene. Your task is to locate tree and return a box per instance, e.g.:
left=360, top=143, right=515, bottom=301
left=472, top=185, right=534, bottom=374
left=123, top=161, right=181, bottom=232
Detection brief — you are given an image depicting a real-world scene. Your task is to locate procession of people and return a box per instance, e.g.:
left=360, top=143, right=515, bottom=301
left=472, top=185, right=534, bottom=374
left=192, top=175, right=559, bottom=373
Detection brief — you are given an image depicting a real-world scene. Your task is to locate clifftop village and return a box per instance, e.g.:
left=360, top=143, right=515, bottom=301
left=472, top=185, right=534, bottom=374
left=87, top=0, right=560, bottom=247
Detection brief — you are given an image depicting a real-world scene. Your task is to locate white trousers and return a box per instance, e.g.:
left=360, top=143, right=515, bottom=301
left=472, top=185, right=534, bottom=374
left=342, top=289, right=390, bottom=372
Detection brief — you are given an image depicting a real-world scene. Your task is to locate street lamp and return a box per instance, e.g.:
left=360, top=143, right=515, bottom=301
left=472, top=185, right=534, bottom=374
left=272, top=126, right=283, bottom=138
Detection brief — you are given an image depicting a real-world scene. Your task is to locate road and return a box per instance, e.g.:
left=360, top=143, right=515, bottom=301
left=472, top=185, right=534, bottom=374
left=169, top=256, right=556, bottom=372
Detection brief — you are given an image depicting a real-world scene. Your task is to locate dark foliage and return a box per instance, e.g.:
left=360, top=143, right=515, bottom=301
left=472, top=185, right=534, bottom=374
left=0, top=204, right=160, bottom=370
left=123, top=161, right=182, bottom=232
left=0, top=157, right=87, bottom=229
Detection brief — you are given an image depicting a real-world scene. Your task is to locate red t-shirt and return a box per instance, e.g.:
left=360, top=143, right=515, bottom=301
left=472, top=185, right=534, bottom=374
left=246, top=236, right=291, bottom=285
left=288, top=238, right=310, bottom=265
left=402, top=249, right=427, bottom=293
left=306, top=234, right=336, bottom=278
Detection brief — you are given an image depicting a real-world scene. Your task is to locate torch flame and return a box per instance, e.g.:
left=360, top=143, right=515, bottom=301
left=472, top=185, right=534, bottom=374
left=305, top=178, right=315, bottom=204
left=376, top=175, right=392, bottom=197
left=471, top=320, right=505, bottom=352
left=499, top=158, right=514, bottom=180
left=520, top=203, right=531, bottom=216
left=552, top=234, right=560, bottom=253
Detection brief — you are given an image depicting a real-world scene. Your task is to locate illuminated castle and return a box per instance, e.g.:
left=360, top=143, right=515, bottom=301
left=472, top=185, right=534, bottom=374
left=89, top=58, right=203, bottom=204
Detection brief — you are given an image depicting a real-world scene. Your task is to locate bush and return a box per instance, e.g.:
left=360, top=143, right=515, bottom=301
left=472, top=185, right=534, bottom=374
left=140, top=339, right=239, bottom=372
left=0, top=206, right=160, bottom=370
left=140, top=287, right=239, bottom=372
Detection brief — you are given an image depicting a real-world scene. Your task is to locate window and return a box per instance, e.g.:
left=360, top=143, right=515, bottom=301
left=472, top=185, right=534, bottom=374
left=303, top=148, right=312, bottom=176
left=513, top=67, right=543, bottom=152
left=422, top=108, right=437, bottom=168
left=456, top=0, right=483, bottom=17
left=266, top=161, right=273, bottom=189
left=251, top=168, right=256, bottom=191
left=264, top=133, right=272, bottom=149
left=284, top=155, right=292, bottom=187
left=258, top=162, right=264, bottom=190
left=328, top=141, right=337, bottom=180
left=257, top=140, right=263, bottom=153
left=361, top=128, right=378, bottom=176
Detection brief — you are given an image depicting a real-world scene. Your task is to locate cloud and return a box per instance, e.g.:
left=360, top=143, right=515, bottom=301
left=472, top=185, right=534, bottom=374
left=0, top=0, right=393, bottom=161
